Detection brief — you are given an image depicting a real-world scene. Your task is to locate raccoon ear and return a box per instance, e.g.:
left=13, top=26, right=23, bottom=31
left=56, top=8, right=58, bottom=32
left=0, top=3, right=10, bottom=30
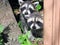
left=18, top=0, right=24, bottom=6
left=33, top=1, right=39, bottom=6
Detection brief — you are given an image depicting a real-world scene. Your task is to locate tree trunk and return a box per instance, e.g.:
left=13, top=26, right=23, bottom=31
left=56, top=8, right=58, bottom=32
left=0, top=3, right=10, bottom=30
left=0, top=0, right=22, bottom=45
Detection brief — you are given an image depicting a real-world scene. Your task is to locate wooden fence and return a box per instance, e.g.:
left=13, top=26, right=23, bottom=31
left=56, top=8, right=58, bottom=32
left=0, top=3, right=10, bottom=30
left=44, top=0, right=60, bottom=45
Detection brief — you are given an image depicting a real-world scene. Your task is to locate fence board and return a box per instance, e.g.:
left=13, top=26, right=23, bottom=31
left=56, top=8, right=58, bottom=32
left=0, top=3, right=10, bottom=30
left=44, top=0, right=60, bottom=45
left=44, top=0, right=53, bottom=45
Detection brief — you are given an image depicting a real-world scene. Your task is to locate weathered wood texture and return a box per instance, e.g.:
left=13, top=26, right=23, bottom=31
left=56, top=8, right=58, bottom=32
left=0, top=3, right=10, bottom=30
left=44, top=0, right=60, bottom=45
left=0, top=0, right=21, bottom=45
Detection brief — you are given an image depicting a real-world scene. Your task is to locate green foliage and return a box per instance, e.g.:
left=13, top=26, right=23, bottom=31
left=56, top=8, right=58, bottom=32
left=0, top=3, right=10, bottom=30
left=18, top=31, right=42, bottom=45
left=0, top=24, right=4, bottom=45
left=36, top=4, right=42, bottom=11
left=18, top=21, right=24, bottom=32
left=0, top=34, right=4, bottom=45
left=0, top=24, right=4, bottom=33
left=18, top=32, right=32, bottom=45
left=18, top=21, right=32, bottom=45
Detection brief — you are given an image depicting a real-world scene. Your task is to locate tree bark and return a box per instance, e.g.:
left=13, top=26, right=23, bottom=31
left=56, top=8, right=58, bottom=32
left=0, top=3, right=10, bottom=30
left=0, top=0, right=22, bottom=45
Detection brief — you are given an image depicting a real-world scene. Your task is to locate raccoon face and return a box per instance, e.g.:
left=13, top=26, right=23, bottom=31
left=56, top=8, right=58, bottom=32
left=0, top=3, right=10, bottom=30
left=26, top=12, right=43, bottom=30
left=20, top=2, right=35, bottom=19
left=18, top=0, right=40, bottom=19
left=27, top=17, right=43, bottom=30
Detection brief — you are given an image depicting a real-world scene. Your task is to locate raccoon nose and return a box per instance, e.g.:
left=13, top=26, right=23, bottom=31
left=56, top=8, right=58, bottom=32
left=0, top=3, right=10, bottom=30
left=25, top=12, right=28, bottom=15
left=32, top=26, right=36, bottom=29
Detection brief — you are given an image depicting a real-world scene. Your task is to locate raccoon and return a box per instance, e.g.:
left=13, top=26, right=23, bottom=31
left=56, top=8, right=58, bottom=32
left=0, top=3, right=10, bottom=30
left=27, top=12, right=43, bottom=38
left=18, top=0, right=40, bottom=33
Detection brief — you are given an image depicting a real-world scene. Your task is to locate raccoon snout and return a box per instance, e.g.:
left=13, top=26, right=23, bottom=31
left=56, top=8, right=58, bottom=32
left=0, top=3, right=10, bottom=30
left=25, top=12, right=28, bottom=15
left=32, top=26, right=36, bottom=29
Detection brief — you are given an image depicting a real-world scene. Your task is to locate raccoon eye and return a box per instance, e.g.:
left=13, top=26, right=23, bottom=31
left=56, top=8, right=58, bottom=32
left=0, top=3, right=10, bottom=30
left=29, top=8, right=34, bottom=13
left=36, top=21, right=40, bottom=24
left=36, top=21, right=43, bottom=27
left=21, top=7, right=26, bottom=11
left=27, top=21, right=33, bottom=26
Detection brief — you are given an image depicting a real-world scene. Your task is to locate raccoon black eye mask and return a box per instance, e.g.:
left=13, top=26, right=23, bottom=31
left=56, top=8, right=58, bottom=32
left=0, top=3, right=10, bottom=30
left=27, top=17, right=43, bottom=29
left=20, top=2, right=35, bottom=18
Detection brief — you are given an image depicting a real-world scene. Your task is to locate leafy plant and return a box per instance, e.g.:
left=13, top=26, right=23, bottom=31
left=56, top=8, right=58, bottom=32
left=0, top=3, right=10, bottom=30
left=36, top=4, right=42, bottom=11
left=0, top=24, right=4, bottom=33
left=0, top=24, right=4, bottom=45
left=18, top=32, right=32, bottom=45
left=0, top=34, right=4, bottom=45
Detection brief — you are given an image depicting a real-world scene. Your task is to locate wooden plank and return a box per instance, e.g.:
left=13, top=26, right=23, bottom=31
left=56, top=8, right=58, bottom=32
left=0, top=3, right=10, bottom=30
left=53, top=0, right=60, bottom=45
left=44, top=0, right=53, bottom=45
left=44, top=0, right=60, bottom=45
